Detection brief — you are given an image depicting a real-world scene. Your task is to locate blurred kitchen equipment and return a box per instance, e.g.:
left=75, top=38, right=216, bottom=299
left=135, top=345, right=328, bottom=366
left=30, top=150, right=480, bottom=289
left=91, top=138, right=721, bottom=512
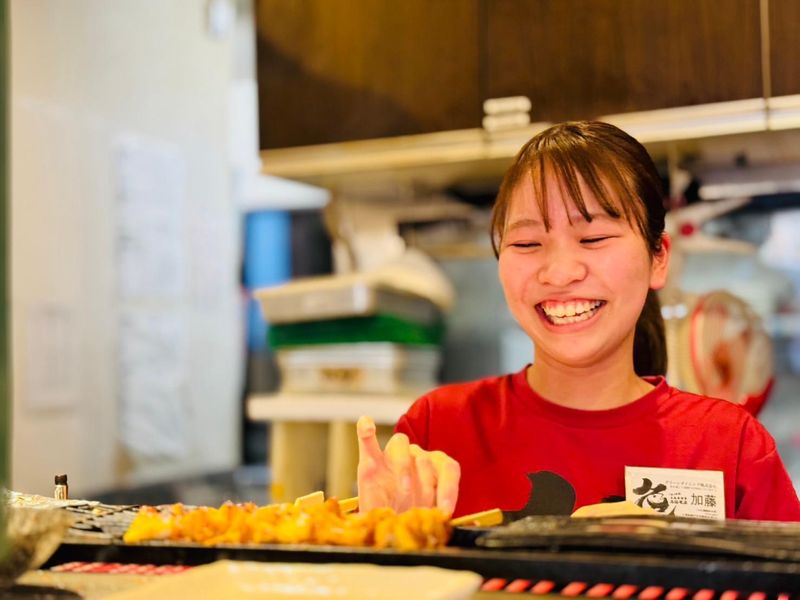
left=0, top=507, right=74, bottom=588
left=662, top=197, right=774, bottom=414
left=255, top=270, right=444, bottom=326
left=53, top=475, right=68, bottom=501
left=276, top=343, right=440, bottom=396
left=251, top=196, right=461, bottom=501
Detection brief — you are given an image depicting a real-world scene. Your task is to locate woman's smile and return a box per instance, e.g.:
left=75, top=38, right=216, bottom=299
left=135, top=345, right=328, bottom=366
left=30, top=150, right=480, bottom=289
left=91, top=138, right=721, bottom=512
left=537, top=299, right=606, bottom=326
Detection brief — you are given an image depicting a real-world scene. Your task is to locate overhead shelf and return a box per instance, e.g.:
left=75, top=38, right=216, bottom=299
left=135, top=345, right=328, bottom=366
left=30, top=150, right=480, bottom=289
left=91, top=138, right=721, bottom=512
left=259, top=96, right=800, bottom=189
left=599, top=98, right=768, bottom=144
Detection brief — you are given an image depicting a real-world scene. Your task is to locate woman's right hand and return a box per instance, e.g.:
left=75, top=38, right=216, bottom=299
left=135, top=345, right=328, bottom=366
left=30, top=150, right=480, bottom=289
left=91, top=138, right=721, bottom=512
left=356, top=415, right=460, bottom=515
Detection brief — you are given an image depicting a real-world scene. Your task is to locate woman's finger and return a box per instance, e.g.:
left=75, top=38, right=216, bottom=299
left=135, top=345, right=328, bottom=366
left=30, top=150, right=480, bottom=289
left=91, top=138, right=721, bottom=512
left=356, top=415, right=384, bottom=477
left=410, top=444, right=436, bottom=507
left=384, top=433, right=413, bottom=510
left=356, top=416, right=392, bottom=512
left=431, top=450, right=461, bottom=515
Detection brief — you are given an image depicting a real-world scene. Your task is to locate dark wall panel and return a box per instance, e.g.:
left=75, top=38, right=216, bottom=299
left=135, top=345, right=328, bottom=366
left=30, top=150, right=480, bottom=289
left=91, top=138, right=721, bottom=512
left=486, top=0, right=763, bottom=122
left=769, top=0, right=800, bottom=97
left=256, top=0, right=481, bottom=148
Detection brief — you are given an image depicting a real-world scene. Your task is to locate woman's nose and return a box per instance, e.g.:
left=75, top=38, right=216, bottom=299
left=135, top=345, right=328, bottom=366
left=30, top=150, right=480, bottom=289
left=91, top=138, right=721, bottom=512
left=537, top=247, right=588, bottom=286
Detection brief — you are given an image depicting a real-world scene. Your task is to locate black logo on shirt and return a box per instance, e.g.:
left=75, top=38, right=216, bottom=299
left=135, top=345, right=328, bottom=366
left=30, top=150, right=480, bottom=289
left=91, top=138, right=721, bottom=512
left=505, top=471, right=576, bottom=520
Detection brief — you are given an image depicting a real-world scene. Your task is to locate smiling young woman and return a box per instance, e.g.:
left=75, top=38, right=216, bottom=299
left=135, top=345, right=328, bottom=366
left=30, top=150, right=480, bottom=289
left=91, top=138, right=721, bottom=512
left=355, top=121, right=800, bottom=522
left=498, top=173, right=669, bottom=410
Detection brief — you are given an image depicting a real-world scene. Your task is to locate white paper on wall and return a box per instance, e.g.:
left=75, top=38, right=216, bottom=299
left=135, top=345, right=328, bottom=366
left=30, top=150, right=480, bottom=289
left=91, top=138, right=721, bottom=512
left=114, top=135, right=186, bottom=300
left=23, top=304, right=77, bottom=411
left=188, top=214, right=232, bottom=310
left=118, top=309, right=189, bottom=459
left=114, top=134, right=190, bottom=460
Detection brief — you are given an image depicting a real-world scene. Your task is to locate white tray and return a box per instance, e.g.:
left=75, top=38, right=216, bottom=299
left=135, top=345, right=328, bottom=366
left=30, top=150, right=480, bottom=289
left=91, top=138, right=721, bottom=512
left=276, top=343, right=440, bottom=394
left=254, top=273, right=440, bottom=325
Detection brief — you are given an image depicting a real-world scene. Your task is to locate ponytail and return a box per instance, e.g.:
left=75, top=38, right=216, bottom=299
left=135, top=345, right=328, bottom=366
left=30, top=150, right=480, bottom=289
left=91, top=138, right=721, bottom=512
left=633, top=289, right=667, bottom=377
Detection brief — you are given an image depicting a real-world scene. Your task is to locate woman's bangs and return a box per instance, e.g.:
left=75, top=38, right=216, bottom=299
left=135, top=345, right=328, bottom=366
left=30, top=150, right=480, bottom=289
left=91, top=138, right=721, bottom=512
left=529, top=152, right=640, bottom=231
left=491, top=129, right=653, bottom=254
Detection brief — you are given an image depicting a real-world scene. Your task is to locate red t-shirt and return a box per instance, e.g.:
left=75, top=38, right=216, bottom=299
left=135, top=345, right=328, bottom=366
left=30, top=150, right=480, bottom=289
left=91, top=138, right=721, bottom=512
left=395, top=368, right=800, bottom=521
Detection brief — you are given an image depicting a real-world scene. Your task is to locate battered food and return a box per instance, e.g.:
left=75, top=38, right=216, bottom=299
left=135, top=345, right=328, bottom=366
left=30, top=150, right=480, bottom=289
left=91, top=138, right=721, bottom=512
left=123, top=499, right=451, bottom=551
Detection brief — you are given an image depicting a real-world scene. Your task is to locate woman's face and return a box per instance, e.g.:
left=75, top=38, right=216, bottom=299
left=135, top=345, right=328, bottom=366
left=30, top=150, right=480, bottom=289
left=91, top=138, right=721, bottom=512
left=497, top=173, right=670, bottom=373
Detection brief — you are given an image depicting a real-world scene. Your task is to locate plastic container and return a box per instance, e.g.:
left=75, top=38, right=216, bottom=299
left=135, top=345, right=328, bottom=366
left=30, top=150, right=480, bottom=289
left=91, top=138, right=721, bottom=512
left=268, top=314, right=444, bottom=349
left=254, top=274, right=441, bottom=325
left=276, top=343, right=440, bottom=395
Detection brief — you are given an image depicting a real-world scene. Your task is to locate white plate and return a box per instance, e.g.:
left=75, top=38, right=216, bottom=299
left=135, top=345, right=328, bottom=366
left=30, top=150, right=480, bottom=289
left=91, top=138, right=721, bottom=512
left=106, top=560, right=482, bottom=600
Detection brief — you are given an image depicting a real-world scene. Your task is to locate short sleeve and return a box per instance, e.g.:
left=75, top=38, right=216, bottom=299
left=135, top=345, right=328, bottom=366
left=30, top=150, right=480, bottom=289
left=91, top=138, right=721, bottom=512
left=394, top=395, right=431, bottom=448
left=735, top=417, right=800, bottom=522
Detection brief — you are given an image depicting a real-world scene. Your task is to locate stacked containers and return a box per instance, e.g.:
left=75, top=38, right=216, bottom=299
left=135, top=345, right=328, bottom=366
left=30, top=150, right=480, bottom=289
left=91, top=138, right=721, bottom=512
left=254, top=274, right=443, bottom=500
left=258, top=277, right=443, bottom=396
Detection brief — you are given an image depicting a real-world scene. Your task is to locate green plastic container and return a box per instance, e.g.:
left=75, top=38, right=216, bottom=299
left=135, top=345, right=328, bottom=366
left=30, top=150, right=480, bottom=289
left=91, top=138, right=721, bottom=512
left=268, top=314, right=444, bottom=349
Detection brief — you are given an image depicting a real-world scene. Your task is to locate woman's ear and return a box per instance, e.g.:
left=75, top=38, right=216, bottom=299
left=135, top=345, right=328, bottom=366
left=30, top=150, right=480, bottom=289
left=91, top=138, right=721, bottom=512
left=649, top=232, right=671, bottom=290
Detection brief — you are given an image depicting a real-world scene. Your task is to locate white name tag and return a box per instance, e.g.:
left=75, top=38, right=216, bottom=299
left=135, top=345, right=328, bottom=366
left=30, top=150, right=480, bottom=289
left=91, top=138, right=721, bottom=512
left=624, top=466, right=725, bottom=520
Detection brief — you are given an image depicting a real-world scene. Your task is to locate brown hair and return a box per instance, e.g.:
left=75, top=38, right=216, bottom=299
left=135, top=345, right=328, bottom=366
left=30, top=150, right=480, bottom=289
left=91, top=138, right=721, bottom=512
left=491, top=121, right=667, bottom=376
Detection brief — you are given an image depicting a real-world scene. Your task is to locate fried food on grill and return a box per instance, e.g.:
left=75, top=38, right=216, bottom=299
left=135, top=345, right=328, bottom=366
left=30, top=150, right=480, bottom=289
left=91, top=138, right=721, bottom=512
left=123, top=499, right=451, bottom=551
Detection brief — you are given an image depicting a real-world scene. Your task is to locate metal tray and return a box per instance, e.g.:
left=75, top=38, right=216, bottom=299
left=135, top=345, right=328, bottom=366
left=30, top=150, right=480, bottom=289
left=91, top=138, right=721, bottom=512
left=46, top=505, right=800, bottom=593
left=44, top=538, right=800, bottom=594
left=479, top=514, right=800, bottom=561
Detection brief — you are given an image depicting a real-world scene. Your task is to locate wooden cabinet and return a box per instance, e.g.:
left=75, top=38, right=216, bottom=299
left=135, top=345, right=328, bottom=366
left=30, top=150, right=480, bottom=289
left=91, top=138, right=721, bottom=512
left=256, top=0, right=769, bottom=148
left=768, top=0, right=800, bottom=97
left=255, top=0, right=481, bottom=149
left=486, top=0, right=763, bottom=122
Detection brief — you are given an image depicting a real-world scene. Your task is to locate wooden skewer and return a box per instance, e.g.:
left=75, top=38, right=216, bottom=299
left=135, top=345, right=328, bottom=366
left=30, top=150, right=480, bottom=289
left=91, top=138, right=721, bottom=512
left=292, top=491, right=355, bottom=511
left=293, top=490, right=325, bottom=508
left=338, top=496, right=359, bottom=514
left=294, top=491, right=502, bottom=527
left=450, top=508, right=504, bottom=528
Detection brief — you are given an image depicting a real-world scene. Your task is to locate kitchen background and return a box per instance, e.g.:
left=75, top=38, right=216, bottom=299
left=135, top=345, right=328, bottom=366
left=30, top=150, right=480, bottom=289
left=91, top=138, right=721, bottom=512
left=8, top=0, right=800, bottom=505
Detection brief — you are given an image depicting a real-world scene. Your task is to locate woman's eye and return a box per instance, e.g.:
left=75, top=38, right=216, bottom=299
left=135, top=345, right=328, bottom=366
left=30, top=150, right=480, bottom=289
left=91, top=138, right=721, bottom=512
left=581, top=236, right=611, bottom=245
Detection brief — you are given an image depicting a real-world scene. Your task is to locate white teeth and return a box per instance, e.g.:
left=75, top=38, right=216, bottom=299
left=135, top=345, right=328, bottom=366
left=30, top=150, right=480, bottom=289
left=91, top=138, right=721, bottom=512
left=540, top=300, right=603, bottom=325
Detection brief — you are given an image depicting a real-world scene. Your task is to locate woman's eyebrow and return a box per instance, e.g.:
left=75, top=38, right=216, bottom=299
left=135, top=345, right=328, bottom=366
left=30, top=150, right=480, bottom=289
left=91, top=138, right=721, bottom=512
left=571, top=212, right=619, bottom=224
left=508, top=213, right=616, bottom=226
left=506, top=213, right=619, bottom=232
left=505, top=218, right=544, bottom=231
